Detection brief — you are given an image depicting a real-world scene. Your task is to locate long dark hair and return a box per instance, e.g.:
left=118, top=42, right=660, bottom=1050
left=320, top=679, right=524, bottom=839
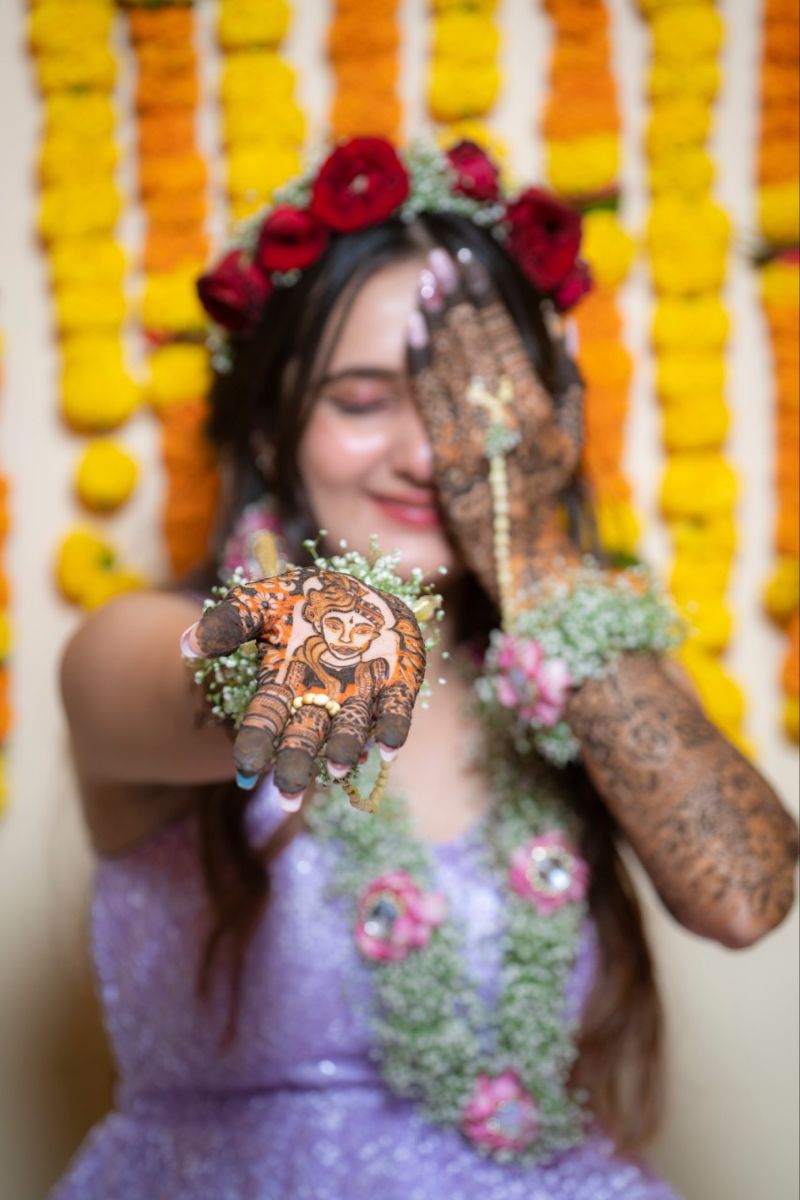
left=194, top=213, right=664, bottom=1151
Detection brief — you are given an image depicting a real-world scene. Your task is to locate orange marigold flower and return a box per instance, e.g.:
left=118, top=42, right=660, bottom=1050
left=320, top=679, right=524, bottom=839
left=136, top=68, right=199, bottom=113
left=129, top=8, right=193, bottom=46
left=330, top=94, right=402, bottom=140
left=542, top=96, right=620, bottom=139
left=139, top=150, right=208, bottom=197
left=335, top=54, right=399, bottom=93
left=327, top=16, right=400, bottom=59
left=142, top=192, right=208, bottom=228
left=138, top=110, right=196, bottom=157
left=144, top=231, right=210, bottom=273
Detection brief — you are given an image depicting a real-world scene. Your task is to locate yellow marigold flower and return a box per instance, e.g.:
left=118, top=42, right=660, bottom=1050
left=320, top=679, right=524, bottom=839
left=662, top=397, right=729, bottom=451
left=49, top=239, right=127, bottom=289
left=433, top=0, right=497, bottom=9
left=652, top=5, right=724, bottom=62
left=35, top=45, right=117, bottom=93
left=75, top=440, right=139, bottom=511
left=148, top=345, right=211, bottom=412
left=44, top=93, right=115, bottom=140
left=221, top=51, right=296, bottom=106
left=784, top=696, right=799, bottom=742
left=677, top=641, right=745, bottom=724
left=217, top=0, right=290, bottom=49
left=29, top=2, right=112, bottom=53
left=582, top=212, right=635, bottom=287
left=229, top=195, right=267, bottom=223
left=764, top=557, right=800, bottom=623
left=648, top=58, right=720, bottom=102
left=222, top=98, right=306, bottom=148
left=39, top=135, right=119, bottom=185
left=438, top=120, right=508, bottom=161
left=670, top=513, right=737, bottom=560
left=546, top=134, right=620, bottom=197
left=652, top=296, right=730, bottom=351
left=758, top=181, right=800, bottom=248
left=647, top=97, right=712, bottom=156
left=661, top=453, right=738, bottom=518
left=38, top=180, right=122, bottom=243
left=0, top=610, right=11, bottom=663
left=650, top=249, right=727, bottom=295
left=760, top=258, right=799, bottom=307
left=54, top=286, right=127, bottom=335
left=648, top=146, right=715, bottom=197
left=227, top=144, right=302, bottom=200
left=428, top=62, right=500, bottom=122
left=433, top=13, right=500, bottom=62
left=674, top=594, right=733, bottom=653
left=656, top=353, right=725, bottom=402
left=648, top=195, right=730, bottom=250
left=56, top=527, right=145, bottom=609
left=61, top=340, right=140, bottom=432
left=670, top=554, right=732, bottom=597
left=595, top=497, right=640, bottom=557
left=140, top=269, right=207, bottom=334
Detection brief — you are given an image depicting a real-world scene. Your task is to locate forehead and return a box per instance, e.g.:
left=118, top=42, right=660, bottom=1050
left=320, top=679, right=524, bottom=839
left=323, top=609, right=371, bottom=623
left=325, top=256, right=425, bottom=376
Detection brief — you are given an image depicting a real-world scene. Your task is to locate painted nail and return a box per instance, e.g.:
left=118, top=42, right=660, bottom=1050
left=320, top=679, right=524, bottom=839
left=458, top=250, right=490, bottom=301
left=327, top=762, right=350, bottom=780
left=179, top=623, right=203, bottom=660
left=407, top=311, right=429, bottom=349
left=378, top=744, right=399, bottom=763
left=564, top=318, right=580, bottom=357
left=428, top=248, right=459, bottom=294
left=279, top=792, right=304, bottom=813
left=419, top=268, right=442, bottom=312
left=236, top=770, right=259, bottom=791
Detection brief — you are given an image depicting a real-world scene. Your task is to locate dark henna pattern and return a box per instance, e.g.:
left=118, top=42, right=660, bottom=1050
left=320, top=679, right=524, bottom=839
left=194, top=568, right=427, bottom=789
left=566, top=654, right=799, bottom=941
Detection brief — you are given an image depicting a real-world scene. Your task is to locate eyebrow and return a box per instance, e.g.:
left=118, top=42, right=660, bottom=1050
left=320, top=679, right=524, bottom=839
left=314, top=366, right=404, bottom=389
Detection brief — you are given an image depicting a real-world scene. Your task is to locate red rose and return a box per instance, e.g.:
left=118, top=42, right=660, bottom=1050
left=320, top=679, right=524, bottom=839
left=196, top=250, right=272, bottom=332
left=506, top=188, right=583, bottom=293
left=255, top=207, right=329, bottom=274
left=310, top=137, right=410, bottom=233
left=552, top=261, right=593, bottom=312
left=446, top=140, right=501, bottom=202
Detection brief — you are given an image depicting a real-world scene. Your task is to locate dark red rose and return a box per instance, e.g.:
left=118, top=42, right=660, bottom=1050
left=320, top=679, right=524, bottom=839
left=196, top=250, right=272, bottom=332
left=552, top=260, right=593, bottom=312
left=310, top=137, right=410, bottom=233
left=506, top=188, right=583, bottom=293
left=446, top=140, right=501, bottom=202
left=255, top=206, right=329, bottom=273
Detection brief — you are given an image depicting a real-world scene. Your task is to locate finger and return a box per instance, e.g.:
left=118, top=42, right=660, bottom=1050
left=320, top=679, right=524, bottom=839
left=372, top=684, right=414, bottom=754
left=419, top=267, right=471, bottom=408
left=429, top=249, right=501, bottom=394
left=326, top=695, right=373, bottom=776
left=194, top=580, right=277, bottom=656
left=373, top=593, right=426, bottom=752
left=233, top=679, right=294, bottom=788
left=274, top=703, right=331, bottom=798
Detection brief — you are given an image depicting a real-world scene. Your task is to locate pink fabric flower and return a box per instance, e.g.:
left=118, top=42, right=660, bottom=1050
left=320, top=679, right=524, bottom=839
left=355, top=870, right=446, bottom=963
left=462, top=1071, right=539, bottom=1152
left=508, top=833, right=589, bottom=914
left=494, top=634, right=572, bottom=728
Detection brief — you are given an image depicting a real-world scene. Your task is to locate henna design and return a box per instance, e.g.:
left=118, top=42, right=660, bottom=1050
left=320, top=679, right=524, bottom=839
left=566, top=654, right=799, bottom=941
left=194, top=568, right=427, bottom=791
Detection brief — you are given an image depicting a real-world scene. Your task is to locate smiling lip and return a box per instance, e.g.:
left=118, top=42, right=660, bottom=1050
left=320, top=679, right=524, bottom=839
left=371, top=494, right=441, bottom=529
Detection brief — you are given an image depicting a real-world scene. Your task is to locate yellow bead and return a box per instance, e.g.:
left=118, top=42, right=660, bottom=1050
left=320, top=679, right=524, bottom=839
left=292, top=697, right=303, bottom=710
left=313, top=693, right=328, bottom=707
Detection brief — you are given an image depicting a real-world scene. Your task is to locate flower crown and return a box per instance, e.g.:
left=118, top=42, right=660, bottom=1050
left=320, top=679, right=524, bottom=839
left=197, top=137, right=592, bottom=365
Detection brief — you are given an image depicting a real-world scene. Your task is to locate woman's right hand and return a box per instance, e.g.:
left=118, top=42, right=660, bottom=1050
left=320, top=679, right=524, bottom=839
left=183, top=567, right=427, bottom=802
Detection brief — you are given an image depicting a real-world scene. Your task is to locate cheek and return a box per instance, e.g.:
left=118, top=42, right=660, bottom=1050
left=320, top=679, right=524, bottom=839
left=298, top=406, right=389, bottom=491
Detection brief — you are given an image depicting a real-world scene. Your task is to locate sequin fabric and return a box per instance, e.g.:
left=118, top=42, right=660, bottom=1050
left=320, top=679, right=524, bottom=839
left=51, top=779, right=681, bottom=1200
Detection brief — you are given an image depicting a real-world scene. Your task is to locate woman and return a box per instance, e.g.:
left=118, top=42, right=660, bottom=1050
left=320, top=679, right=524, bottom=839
left=53, top=139, right=797, bottom=1199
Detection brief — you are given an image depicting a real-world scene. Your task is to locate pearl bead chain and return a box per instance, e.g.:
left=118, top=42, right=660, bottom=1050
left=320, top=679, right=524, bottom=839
left=341, top=760, right=390, bottom=815
left=466, top=374, right=516, bottom=631
left=291, top=691, right=342, bottom=717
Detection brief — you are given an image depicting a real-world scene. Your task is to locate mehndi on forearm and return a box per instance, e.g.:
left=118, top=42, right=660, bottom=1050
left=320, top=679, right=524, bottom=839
left=565, top=653, right=799, bottom=946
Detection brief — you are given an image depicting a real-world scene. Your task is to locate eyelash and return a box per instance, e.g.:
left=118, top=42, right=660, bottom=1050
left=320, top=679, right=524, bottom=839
left=327, top=395, right=390, bottom=416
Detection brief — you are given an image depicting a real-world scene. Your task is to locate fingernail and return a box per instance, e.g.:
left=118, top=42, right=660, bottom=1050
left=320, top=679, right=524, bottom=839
left=564, top=318, right=580, bottom=357
left=180, top=623, right=203, bottom=660
left=458, top=250, right=489, bottom=300
left=419, top=268, right=442, bottom=312
left=279, top=792, right=304, bottom=813
left=378, top=745, right=399, bottom=763
left=429, top=248, right=458, bottom=294
left=236, top=770, right=259, bottom=791
left=328, top=762, right=350, bottom=780
left=359, top=750, right=369, bottom=764
left=407, top=311, right=429, bottom=349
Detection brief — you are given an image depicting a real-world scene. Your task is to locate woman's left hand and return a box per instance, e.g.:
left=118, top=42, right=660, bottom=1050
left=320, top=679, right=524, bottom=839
left=407, top=249, right=584, bottom=610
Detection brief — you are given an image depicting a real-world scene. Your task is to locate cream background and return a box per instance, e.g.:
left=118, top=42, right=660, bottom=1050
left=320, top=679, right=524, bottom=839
left=0, top=0, right=797, bottom=1197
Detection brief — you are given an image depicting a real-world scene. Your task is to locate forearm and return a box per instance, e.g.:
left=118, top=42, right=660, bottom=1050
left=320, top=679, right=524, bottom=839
left=565, top=653, right=799, bottom=946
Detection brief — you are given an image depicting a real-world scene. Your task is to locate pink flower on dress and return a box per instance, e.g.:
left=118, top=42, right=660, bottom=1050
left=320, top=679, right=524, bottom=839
left=508, top=833, right=589, bottom=915
left=222, top=501, right=282, bottom=578
left=494, top=634, right=572, bottom=728
left=355, top=870, right=446, bottom=963
left=462, top=1071, right=539, bottom=1152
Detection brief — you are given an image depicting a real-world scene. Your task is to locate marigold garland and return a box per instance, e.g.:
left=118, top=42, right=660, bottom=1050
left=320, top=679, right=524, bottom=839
left=540, top=0, right=639, bottom=564
left=428, top=0, right=505, bottom=159
left=0, top=334, right=10, bottom=814
left=638, top=0, right=747, bottom=751
left=125, top=0, right=219, bottom=580
left=327, top=0, right=402, bottom=142
left=29, top=0, right=144, bottom=610
left=757, top=0, right=799, bottom=743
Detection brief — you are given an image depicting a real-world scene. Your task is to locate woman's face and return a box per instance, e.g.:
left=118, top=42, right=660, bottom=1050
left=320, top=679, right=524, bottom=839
left=296, top=257, right=461, bottom=581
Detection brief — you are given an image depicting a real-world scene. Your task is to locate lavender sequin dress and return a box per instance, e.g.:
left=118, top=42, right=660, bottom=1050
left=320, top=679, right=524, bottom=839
left=51, top=777, right=680, bottom=1200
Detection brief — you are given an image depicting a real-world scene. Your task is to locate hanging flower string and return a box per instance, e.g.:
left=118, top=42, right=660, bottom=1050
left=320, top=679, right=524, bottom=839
left=327, top=0, right=402, bottom=142
left=427, top=0, right=506, bottom=160
left=540, top=0, right=640, bottom=564
left=757, top=0, right=799, bottom=744
left=124, top=1, right=219, bottom=581
left=0, top=332, right=10, bottom=815
left=637, top=0, right=748, bottom=752
left=29, top=0, right=145, bottom=607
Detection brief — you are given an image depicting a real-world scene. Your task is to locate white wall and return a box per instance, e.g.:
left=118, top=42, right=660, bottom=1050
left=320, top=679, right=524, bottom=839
left=0, top=1, right=797, bottom=1198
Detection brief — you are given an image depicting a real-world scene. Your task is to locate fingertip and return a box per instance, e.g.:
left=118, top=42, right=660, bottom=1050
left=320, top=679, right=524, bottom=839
left=180, top=622, right=203, bottom=660
left=327, top=762, right=350, bottom=780
left=236, top=770, right=259, bottom=791
left=279, top=791, right=304, bottom=813
left=378, top=745, right=399, bottom=764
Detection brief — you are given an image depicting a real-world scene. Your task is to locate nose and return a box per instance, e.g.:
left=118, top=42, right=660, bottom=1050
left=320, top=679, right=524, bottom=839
left=392, top=395, right=434, bottom=486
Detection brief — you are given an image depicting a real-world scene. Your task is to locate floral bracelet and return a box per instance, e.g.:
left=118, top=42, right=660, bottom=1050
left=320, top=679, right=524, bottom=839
left=476, top=564, right=685, bottom=766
